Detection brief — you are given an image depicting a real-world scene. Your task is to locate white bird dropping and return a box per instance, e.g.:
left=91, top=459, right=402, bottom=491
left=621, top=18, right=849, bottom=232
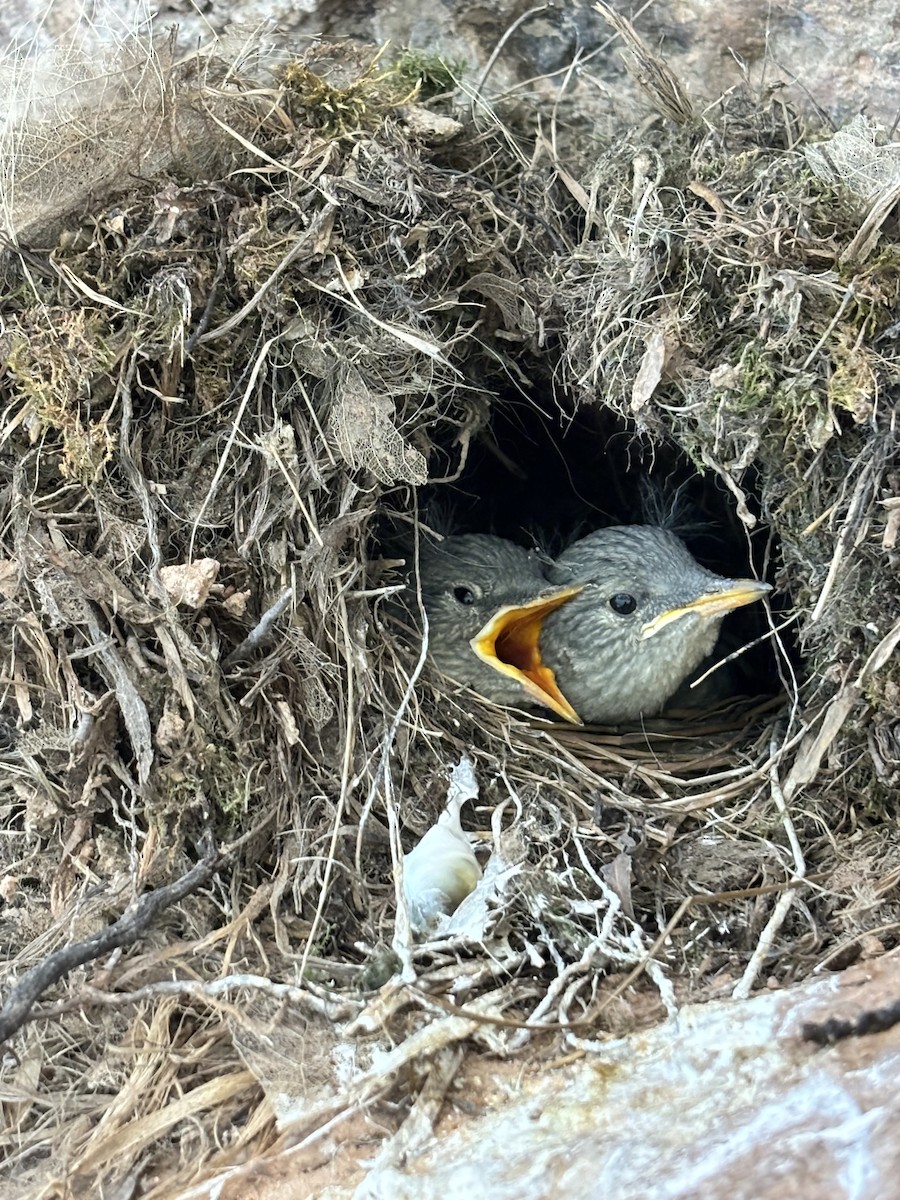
left=402, top=756, right=482, bottom=933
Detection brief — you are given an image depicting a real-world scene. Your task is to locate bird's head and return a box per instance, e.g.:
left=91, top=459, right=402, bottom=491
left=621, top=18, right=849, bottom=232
left=413, top=534, right=582, bottom=721
left=551, top=525, right=768, bottom=631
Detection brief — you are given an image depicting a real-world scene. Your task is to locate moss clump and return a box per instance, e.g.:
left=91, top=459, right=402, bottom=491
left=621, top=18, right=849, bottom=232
left=280, top=46, right=419, bottom=134
left=4, top=311, right=120, bottom=483
left=393, top=47, right=466, bottom=96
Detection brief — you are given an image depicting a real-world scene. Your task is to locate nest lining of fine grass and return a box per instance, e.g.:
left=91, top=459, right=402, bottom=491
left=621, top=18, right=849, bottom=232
left=0, top=15, right=899, bottom=1197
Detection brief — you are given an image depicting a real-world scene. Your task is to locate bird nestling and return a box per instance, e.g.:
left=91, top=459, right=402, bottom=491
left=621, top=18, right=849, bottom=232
left=537, top=525, right=771, bottom=724
left=410, top=534, right=581, bottom=721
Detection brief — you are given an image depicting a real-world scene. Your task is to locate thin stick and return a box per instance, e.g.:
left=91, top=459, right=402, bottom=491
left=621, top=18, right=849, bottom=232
left=222, top=586, right=293, bottom=666
left=732, top=734, right=806, bottom=1000
left=471, top=5, right=551, bottom=109
left=188, top=334, right=278, bottom=561
left=0, top=837, right=221, bottom=1045
left=298, top=600, right=356, bottom=982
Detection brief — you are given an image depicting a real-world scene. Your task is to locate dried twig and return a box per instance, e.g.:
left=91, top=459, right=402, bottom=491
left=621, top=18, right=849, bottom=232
left=733, top=723, right=809, bottom=1000
left=0, top=837, right=221, bottom=1046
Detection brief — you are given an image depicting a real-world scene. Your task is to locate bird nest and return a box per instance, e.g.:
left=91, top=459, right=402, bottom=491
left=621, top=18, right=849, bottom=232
left=0, top=13, right=898, bottom=1197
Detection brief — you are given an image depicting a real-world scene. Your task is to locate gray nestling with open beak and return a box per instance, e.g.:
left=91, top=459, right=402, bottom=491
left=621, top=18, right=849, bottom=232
left=412, top=533, right=581, bottom=721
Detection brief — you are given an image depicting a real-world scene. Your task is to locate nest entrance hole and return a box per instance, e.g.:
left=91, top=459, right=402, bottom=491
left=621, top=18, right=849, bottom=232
left=416, top=386, right=795, bottom=706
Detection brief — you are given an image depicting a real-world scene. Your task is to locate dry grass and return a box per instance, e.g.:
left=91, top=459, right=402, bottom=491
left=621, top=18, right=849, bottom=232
left=0, top=11, right=897, bottom=1197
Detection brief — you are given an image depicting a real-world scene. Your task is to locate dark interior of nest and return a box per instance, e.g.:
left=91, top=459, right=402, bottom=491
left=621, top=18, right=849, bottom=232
left=377, top=374, right=798, bottom=742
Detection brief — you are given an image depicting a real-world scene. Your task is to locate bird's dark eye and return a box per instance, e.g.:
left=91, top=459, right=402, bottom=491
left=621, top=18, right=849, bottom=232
left=453, top=586, right=476, bottom=606
left=609, top=593, right=637, bottom=615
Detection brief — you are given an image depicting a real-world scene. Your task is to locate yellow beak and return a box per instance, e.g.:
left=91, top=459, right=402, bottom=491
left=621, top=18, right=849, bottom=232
left=470, top=586, right=584, bottom=724
left=640, top=580, right=771, bottom=640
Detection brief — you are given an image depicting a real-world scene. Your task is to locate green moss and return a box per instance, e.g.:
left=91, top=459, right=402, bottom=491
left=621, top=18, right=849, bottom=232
left=730, top=345, right=779, bottom=413
left=5, top=312, right=120, bottom=484
left=280, top=48, right=415, bottom=135
left=278, top=45, right=465, bottom=135
left=393, top=48, right=466, bottom=96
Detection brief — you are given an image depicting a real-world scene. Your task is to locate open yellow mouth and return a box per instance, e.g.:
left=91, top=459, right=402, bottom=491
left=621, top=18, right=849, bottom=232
left=640, top=580, right=771, bottom=640
left=470, top=586, right=583, bottom=724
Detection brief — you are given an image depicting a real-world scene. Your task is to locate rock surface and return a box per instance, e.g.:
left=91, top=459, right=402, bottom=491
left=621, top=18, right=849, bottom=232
left=4, top=0, right=900, bottom=124
left=355, top=956, right=900, bottom=1200
left=177, top=950, right=900, bottom=1199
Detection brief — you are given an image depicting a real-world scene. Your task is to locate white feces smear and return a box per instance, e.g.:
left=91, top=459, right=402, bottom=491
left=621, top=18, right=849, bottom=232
left=402, top=755, right=525, bottom=939
left=402, top=756, right=482, bottom=933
